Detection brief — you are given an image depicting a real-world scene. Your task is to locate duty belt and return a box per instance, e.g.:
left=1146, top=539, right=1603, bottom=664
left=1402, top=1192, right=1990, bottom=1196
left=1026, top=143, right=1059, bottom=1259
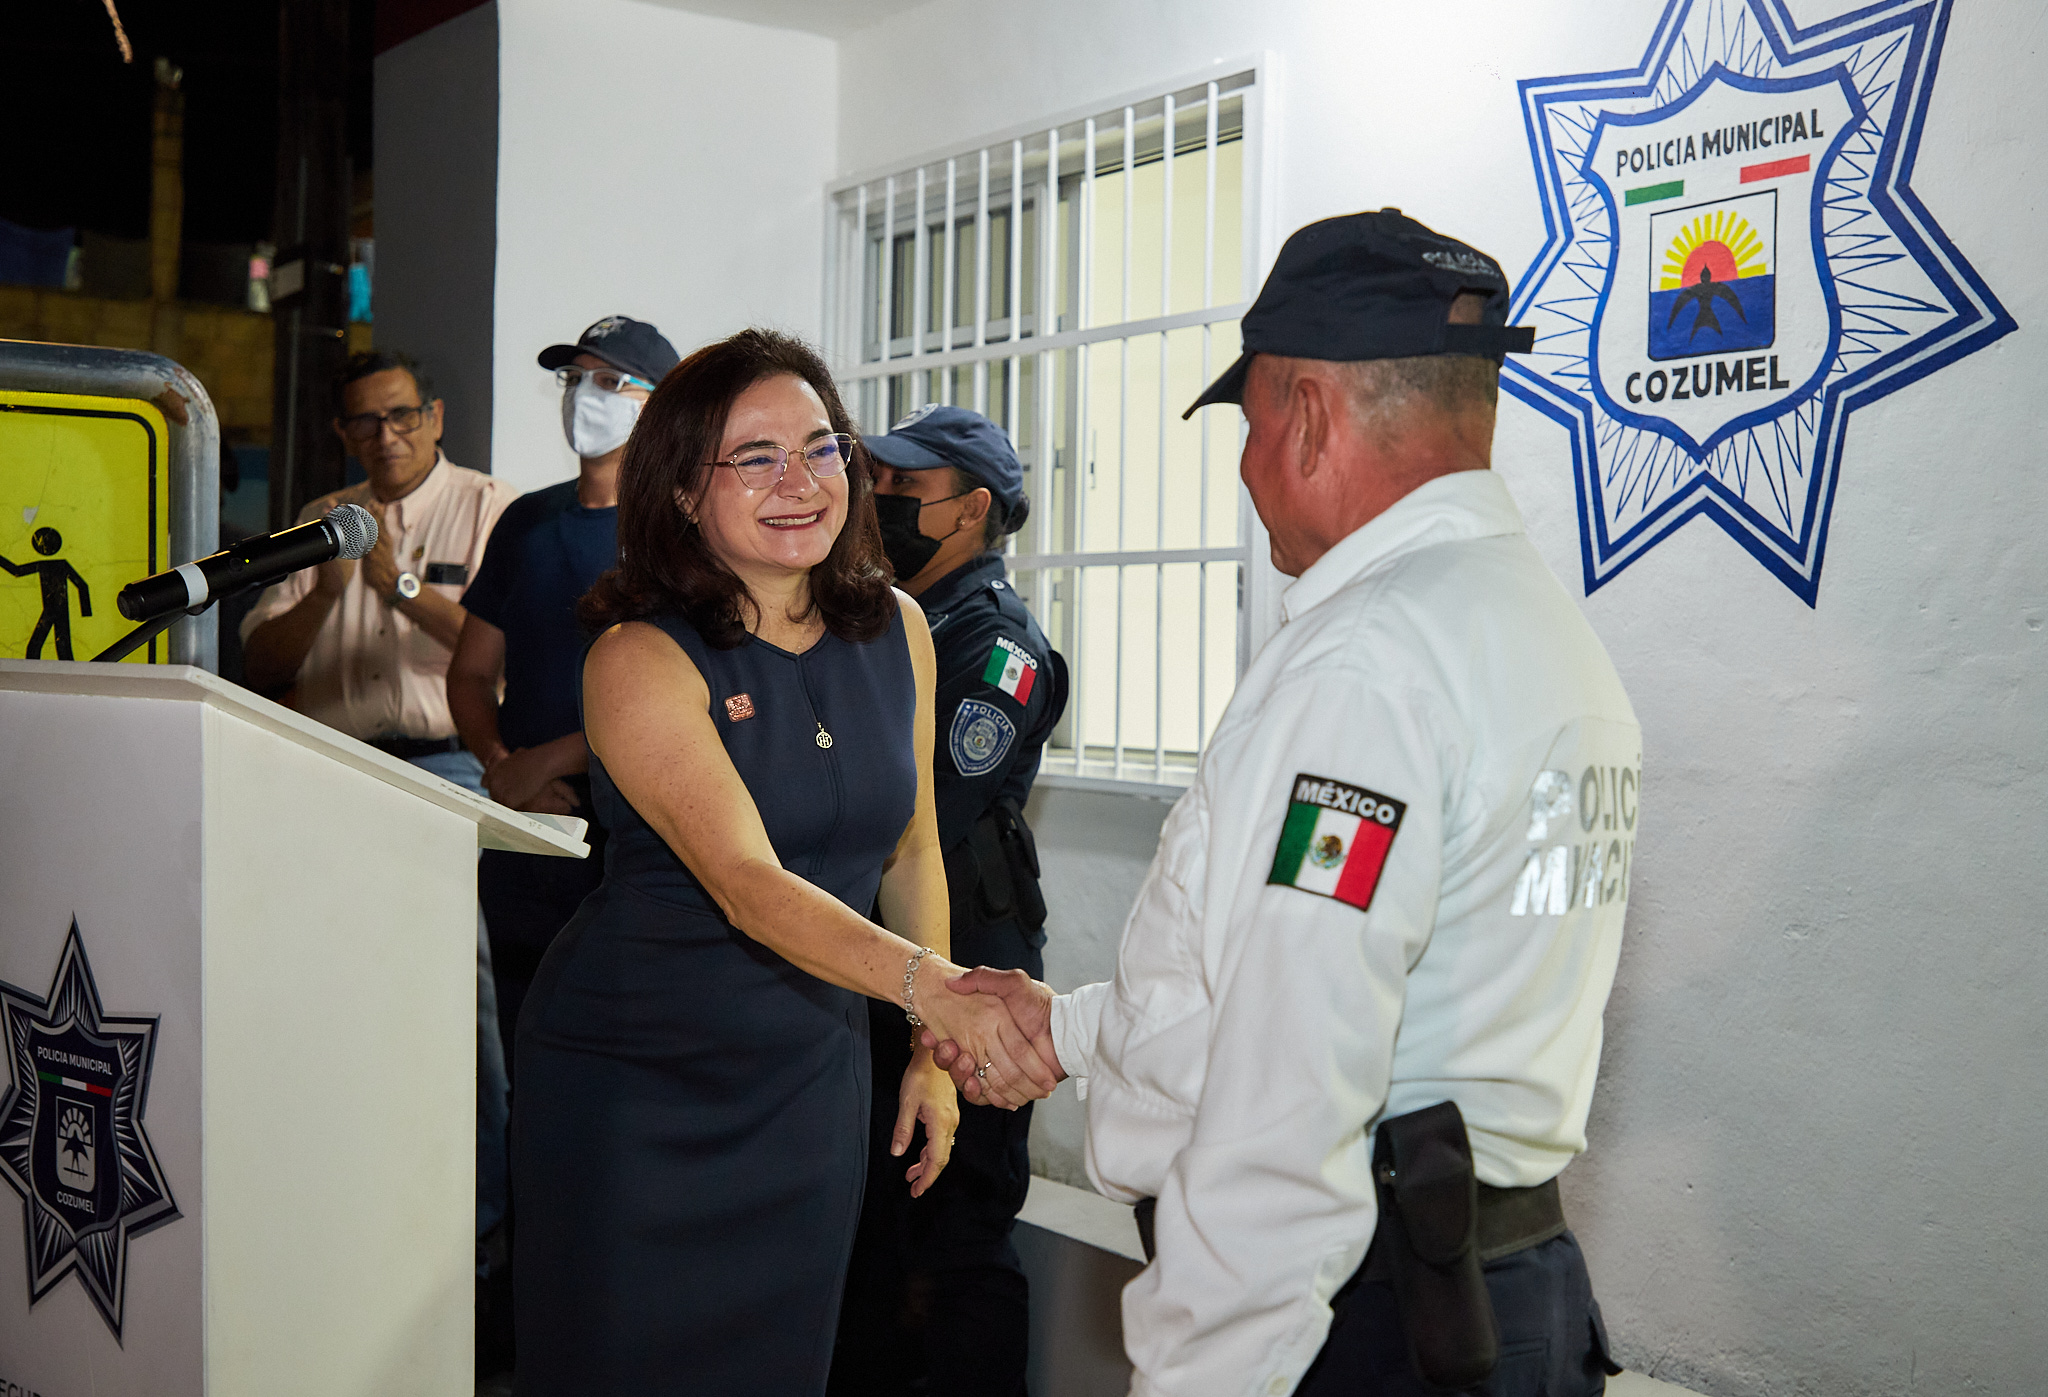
left=1473, top=1177, right=1567, bottom=1261
left=365, top=734, right=464, bottom=760
left=1128, top=1176, right=1564, bottom=1267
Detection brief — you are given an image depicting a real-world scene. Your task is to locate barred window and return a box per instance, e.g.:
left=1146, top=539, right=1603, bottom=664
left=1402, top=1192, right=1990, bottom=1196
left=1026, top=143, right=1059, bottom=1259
left=826, top=71, right=1261, bottom=790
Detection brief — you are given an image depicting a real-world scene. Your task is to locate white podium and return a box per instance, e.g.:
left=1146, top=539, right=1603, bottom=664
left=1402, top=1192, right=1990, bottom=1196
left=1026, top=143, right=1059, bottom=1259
left=0, top=660, right=587, bottom=1397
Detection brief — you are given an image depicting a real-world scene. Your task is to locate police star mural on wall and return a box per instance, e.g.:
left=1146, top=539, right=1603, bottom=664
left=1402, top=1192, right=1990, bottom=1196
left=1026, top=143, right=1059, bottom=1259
left=1509, top=0, right=2015, bottom=605
left=0, top=919, right=178, bottom=1339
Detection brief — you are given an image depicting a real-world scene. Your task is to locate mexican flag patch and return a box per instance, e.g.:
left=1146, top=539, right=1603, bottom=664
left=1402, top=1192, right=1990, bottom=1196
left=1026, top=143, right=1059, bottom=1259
left=1268, top=773, right=1407, bottom=911
left=981, top=637, right=1038, bottom=703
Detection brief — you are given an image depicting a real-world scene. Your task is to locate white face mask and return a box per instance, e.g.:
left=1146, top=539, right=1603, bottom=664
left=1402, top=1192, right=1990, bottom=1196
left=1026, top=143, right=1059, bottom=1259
left=562, top=376, right=642, bottom=459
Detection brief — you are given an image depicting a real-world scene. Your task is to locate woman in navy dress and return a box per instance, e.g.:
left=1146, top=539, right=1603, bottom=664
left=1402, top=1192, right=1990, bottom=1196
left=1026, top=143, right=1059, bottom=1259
left=511, top=330, right=1057, bottom=1397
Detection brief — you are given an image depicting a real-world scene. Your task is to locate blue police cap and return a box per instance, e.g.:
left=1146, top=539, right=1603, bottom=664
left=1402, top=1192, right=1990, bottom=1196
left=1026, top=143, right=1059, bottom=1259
left=1185, top=209, right=1535, bottom=418
left=865, top=405, right=1028, bottom=530
left=538, top=315, right=681, bottom=386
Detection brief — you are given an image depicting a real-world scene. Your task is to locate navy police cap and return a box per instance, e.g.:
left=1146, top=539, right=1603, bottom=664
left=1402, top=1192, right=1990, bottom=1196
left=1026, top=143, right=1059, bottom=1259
left=538, top=315, right=681, bottom=386
left=865, top=405, right=1029, bottom=532
left=1184, top=209, right=1535, bottom=418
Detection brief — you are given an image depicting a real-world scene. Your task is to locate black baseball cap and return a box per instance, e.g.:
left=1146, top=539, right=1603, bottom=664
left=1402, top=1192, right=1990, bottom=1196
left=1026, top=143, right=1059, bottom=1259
left=865, top=405, right=1029, bottom=531
left=1184, top=209, right=1534, bottom=418
left=537, top=315, right=680, bottom=386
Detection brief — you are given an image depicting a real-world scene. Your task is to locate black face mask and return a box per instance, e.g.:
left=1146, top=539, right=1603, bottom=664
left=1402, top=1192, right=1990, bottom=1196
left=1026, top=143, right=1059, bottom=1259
left=874, top=490, right=968, bottom=581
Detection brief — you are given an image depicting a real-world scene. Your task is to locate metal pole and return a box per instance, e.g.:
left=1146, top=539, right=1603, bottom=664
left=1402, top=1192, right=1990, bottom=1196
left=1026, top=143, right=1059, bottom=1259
left=855, top=183, right=871, bottom=425
left=942, top=159, right=958, bottom=405
left=1008, top=137, right=1025, bottom=439
left=913, top=166, right=930, bottom=402
left=974, top=147, right=991, bottom=413
left=1074, top=118, right=1095, bottom=774
left=1200, top=83, right=1219, bottom=747
left=270, top=0, right=352, bottom=530
left=1113, top=108, right=1134, bottom=781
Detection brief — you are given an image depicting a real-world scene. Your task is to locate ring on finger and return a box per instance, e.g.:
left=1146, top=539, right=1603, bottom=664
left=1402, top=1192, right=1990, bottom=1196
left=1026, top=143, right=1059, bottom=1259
left=976, top=1061, right=993, bottom=1079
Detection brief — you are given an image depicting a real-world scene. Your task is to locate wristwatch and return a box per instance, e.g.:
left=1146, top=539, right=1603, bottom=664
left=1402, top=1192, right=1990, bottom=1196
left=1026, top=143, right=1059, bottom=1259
left=391, top=571, right=422, bottom=604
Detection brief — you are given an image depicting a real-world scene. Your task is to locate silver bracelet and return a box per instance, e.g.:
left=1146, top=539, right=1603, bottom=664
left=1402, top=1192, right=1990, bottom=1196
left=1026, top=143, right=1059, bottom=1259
left=902, top=945, right=935, bottom=1026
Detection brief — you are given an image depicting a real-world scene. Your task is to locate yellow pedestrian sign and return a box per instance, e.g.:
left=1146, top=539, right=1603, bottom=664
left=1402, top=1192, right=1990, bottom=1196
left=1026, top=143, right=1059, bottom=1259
left=0, top=390, right=173, bottom=664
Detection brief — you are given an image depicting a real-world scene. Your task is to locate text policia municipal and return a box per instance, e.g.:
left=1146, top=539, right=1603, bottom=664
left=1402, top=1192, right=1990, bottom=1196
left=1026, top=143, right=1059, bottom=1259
left=1613, top=107, right=1828, bottom=177
left=1512, top=764, right=1638, bottom=918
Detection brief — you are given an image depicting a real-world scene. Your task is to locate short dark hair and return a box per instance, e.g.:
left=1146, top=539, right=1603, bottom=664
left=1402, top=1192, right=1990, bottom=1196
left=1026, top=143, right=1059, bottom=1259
left=1269, top=289, right=1500, bottom=426
left=333, top=350, right=435, bottom=412
left=950, top=467, right=1017, bottom=551
left=1347, top=288, right=1501, bottom=416
left=580, top=329, right=894, bottom=648
left=1339, top=354, right=1500, bottom=417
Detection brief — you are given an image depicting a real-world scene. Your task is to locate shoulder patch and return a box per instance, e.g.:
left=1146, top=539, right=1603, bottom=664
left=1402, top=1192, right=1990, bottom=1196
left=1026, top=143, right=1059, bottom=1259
left=1267, top=773, right=1406, bottom=911
left=949, top=698, right=1017, bottom=777
left=979, top=636, right=1040, bottom=703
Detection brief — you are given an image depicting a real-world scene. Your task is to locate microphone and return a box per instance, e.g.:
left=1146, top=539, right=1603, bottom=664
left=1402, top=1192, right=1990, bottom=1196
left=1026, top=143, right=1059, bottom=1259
left=117, top=503, right=380, bottom=623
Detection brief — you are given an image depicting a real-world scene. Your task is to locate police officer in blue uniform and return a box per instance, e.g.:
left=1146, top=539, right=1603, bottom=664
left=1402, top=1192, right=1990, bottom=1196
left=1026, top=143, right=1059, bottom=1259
left=829, top=406, right=1067, bottom=1397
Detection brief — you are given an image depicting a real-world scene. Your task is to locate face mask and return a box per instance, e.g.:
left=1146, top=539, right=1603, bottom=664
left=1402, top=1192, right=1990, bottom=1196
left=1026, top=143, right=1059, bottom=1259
left=874, top=490, right=969, bottom=580
left=562, top=376, right=642, bottom=458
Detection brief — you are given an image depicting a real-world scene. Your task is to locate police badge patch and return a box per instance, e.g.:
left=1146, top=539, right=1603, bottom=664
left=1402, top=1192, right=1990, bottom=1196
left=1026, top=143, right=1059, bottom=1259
left=949, top=698, right=1016, bottom=778
left=0, top=919, right=179, bottom=1339
left=1509, top=0, right=2015, bottom=605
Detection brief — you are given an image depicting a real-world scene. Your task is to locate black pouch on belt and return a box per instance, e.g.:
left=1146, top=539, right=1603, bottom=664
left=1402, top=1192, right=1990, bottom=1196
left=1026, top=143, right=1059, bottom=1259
left=955, top=798, right=1050, bottom=942
left=1372, top=1100, right=1500, bottom=1390
left=989, top=796, right=1047, bottom=933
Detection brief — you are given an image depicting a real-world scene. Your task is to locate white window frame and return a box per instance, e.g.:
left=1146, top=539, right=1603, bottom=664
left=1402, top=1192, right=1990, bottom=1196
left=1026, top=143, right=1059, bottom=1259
left=824, top=64, right=1274, bottom=796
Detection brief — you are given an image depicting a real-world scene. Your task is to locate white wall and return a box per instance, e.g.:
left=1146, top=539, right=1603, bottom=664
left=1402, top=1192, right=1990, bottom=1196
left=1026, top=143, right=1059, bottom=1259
left=489, top=0, right=837, bottom=494
left=1019, top=786, right=1173, bottom=1188
left=840, top=2, right=2048, bottom=1394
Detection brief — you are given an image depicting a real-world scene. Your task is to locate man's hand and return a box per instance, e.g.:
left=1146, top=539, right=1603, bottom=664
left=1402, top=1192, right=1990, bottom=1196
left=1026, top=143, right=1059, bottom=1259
left=483, top=736, right=588, bottom=815
left=921, top=968, right=1063, bottom=1105
left=519, top=778, right=580, bottom=816
left=486, top=746, right=566, bottom=810
left=313, top=553, right=355, bottom=599
left=361, top=501, right=400, bottom=598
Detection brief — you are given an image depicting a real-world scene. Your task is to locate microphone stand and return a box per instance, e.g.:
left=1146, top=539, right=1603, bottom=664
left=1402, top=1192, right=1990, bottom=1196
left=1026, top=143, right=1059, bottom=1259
left=92, top=577, right=266, bottom=664
left=91, top=600, right=217, bottom=664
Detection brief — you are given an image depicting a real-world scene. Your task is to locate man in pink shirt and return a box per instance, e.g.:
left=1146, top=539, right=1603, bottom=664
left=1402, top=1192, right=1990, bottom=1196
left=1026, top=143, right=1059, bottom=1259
left=242, top=349, right=517, bottom=753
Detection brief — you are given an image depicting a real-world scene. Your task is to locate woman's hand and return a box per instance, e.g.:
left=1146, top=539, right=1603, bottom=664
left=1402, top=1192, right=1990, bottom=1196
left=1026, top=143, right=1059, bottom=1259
left=911, top=955, right=1061, bottom=1109
left=896, top=1050, right=959, bottom=1198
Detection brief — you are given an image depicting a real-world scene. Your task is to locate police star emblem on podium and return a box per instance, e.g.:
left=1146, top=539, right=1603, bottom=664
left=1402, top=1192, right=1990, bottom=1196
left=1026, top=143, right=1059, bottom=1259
left=0, top=919, right=179, bottom=1339
left=1509, top=0, right=2015, bottom=604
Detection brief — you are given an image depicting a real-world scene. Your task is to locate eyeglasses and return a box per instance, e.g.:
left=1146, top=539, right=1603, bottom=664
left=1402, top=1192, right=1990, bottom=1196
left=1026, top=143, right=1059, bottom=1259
left=337, top=404, right=430, bottom=441
left=555, top=366, right=655, bottom=394
left=710, top=434, right=855, bottom=490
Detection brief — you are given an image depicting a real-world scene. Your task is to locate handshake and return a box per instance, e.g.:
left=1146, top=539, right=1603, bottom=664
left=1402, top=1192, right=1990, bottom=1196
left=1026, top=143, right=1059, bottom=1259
left=916, top=966, right=1066, bottom=1111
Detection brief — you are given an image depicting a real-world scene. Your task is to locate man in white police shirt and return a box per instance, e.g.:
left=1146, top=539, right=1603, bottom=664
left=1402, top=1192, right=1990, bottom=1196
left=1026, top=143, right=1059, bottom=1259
left=829, top=405, right=1067, bottom=1397
left=930, top=210, right=1639, bottom=1397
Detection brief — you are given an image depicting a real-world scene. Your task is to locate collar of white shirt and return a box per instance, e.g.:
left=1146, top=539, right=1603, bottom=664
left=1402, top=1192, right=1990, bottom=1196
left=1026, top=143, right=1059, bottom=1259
left=1280, top=468, right=1525, bottom=624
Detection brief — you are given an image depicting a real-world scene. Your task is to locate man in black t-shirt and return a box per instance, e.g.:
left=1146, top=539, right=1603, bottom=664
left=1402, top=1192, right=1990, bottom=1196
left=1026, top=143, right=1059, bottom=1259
left=450, top=314, right=677, bottom=1060
left=447, top=315, right=678, bottom=1380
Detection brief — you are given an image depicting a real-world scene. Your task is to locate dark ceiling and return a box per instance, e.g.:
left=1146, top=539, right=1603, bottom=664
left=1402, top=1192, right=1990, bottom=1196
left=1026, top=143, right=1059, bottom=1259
left=0, top=0, right=373, bottom=246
